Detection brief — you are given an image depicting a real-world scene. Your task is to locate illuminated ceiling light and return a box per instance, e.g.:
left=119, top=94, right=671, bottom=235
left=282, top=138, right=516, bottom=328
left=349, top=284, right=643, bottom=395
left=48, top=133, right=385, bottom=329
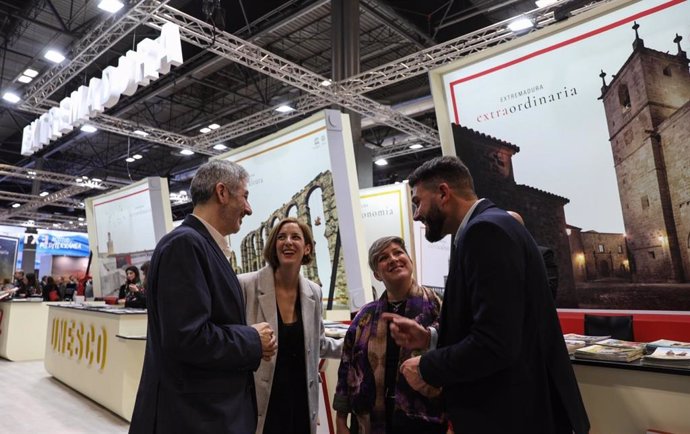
left=208, top=123, right=220, bottom=130
left=91, top=177, right=102, bottom=182
left=374, top=158, right=388, bottom=166
left=18, top=75, right=32, bottom=83
left=80, top=124, right=97, bottom=133
left=97, top=0, right=124, bottom=13
left=320, top=79, right=332, bottom=87
left=507, top=18, right=534, bottom=32
left=180, top=149, right=195, bottom=156
left=133, top=129, right=149, bottom=137
left=2, top=92, right=20, bottom=103
left=75, top=177, right=83, bottom=182
left=23, top=68, right=39, bottom=78
left=78, top=217, right=84, bottom=221
left=199, top=127, right=211, bottom=134
left=409, top=144, right=424, bottom=150
left=132, top=154, right=143, bottom=160
left=39, top=191, right=49, bottom=197
left=275, top=104, right=295, bottom=113
left=11, top=203, right=21, bottom=208
left=213, top=143, right=228, bottom=151
left=179, top=190, right=187, bottom=196
left=535, top=0, right=558, bottom=7
left=125, top=157, right=135, bottom=163
left=82, top=175, right=89, bottom=179
left=44, top=49, right=66, bottom=63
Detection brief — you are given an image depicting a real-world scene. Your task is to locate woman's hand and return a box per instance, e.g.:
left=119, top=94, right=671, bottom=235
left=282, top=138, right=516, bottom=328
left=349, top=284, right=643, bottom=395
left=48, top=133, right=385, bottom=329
left=128, top=284, right=140, bottom=293
left=335, top=412, right=350, bottom=434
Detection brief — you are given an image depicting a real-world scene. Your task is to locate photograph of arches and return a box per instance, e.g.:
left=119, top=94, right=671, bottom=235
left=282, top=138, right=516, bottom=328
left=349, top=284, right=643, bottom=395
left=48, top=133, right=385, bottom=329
left=221, top=111, right=369, bottom=310
left=436, top=0, right=690, bottom=310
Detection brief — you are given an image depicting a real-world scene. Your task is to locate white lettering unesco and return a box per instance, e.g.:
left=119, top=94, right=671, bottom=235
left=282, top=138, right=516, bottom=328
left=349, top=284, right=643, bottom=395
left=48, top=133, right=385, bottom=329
left=21, top=23, right=183, bottom=156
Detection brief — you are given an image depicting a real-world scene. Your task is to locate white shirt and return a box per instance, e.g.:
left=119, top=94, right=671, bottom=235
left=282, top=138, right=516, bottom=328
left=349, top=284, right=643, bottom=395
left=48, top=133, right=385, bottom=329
left=190, top=214, right=232, bottom=258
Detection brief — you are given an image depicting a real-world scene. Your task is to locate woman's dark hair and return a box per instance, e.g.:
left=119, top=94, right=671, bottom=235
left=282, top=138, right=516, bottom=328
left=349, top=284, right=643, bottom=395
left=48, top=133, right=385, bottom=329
left=125, top=265, right=140, bottom=284
left=25, top=272, right=37, bottom=287
left=263, top=217, right=315, bottom=269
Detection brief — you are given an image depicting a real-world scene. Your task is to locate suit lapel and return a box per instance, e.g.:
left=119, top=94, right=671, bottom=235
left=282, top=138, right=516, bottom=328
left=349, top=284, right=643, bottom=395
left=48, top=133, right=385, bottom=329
left=299, top=275, right=316, bottom=356
left=258, top=267, right=278, bottom=333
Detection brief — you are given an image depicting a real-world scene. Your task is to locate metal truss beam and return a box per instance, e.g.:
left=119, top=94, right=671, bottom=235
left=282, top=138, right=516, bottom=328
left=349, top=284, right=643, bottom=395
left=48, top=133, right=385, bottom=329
left=1, top=211, right=87, bottom=232
left=22, top=0, right=171, bottom=108
left=0, top=163, right=112, bottom=188
left=148, top=4, right=440, bottom=146
left=0, top=190, right=84, bottom=209
left=340, top=0, right=613, bottom=95
left=0, top=184, right=92, bottom=219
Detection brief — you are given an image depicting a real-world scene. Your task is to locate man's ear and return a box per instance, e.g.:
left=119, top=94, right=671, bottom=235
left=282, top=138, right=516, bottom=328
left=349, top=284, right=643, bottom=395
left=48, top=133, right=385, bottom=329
left=438, top=182, right=451, bottom=204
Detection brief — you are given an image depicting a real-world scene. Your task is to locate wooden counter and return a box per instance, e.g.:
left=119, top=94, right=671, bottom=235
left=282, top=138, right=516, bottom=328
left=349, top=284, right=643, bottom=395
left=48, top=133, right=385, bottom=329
left=44, top=304, right=147, bottom=422
left=0, top=299, right=49, bottom=361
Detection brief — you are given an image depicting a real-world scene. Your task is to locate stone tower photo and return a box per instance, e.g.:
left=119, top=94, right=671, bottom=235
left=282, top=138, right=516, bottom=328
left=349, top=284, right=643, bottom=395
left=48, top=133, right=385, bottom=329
left=599, top=24, right=690, bottom=283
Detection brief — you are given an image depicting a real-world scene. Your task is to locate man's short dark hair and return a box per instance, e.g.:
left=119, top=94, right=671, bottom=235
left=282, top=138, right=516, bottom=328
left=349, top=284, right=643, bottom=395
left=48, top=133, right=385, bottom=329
left=408, top=155, right=475, bottom=197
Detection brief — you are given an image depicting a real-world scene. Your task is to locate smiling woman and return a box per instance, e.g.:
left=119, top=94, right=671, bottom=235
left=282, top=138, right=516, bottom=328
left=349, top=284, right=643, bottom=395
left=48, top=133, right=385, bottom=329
left=238, top=217, right=343, bottom=434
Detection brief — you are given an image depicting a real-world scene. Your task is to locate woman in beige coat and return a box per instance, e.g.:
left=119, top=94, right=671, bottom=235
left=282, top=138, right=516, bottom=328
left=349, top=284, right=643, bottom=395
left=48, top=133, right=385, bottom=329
left=239, top=217, right=342, bottom=434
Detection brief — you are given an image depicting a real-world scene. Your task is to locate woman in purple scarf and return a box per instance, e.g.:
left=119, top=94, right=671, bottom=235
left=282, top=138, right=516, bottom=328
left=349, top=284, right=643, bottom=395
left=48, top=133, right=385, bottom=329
left=333, top=236, right=447, bottom=434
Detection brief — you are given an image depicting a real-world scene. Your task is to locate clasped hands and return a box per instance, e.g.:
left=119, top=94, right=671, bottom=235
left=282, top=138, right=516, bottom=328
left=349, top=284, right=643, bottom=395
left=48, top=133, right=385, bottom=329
left=381, top=313, right=441, bottom=398
left=251, top=322, right=277, bottom=361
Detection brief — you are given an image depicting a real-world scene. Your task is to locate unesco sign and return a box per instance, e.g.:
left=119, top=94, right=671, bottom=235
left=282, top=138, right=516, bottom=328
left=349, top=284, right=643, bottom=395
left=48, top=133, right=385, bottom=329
left=21, top=22, right=183, bottom=156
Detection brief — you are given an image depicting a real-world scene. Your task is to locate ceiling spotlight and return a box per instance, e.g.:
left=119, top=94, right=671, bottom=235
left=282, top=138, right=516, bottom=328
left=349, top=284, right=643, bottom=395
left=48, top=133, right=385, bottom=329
left=409, top=144, right=424, bottom=150
left=18, top=75, right=32, bottom=84
left=76, top=177, right=83, bottom=182
left=2, top=92, right=20, bottom=104
left=23, top=68, right=39, bottom=78
left=374, top=158, right=388, bottom=166
left=275, top=104, right=295, bottom=113
left=320, top=79, right=332, bottom=87
left=508, top=18, right=534, bottom=32
left=132, top=154, right=143, bottom=160
left=11, top=203, right=21, bottom=208
left=125, top=157, right=135, bottom=163
left=44, top=49, right=66, bottom=63
left=39, top=191, right=49, bottom=197
left=133, top=130, right=149, bottom=137
left=213, top=144, right=228, bottom=151
left=199, top=127, right=211, bottom=134
left=82, top=175, right=89, bottom=179
left=78, top=217, right=85, bottom=221
left=535, top=0, right=558, bottom=7
left=180, top=149, right=195, bottom=156
left=80, top=124, right=97, bottom=133
left=97, top=0, right=124, bottom=13
left=91, top=177, right=102, bottom=182
left=208, top=123, right=220, bottom=130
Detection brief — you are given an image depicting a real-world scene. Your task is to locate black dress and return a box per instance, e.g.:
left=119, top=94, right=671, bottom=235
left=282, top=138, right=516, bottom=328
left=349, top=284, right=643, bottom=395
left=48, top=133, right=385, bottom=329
left=263, top=297, right=310, bottom=434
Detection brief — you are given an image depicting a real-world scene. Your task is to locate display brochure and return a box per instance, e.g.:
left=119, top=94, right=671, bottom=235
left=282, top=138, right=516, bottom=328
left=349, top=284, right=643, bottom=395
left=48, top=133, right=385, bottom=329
left=642, top=347, right=690, bottom=369
left=565, top=339, right=587, bottom=355
left=644, top=339, right=690, bottom=354
left=574, top=344, right=643, bottom=362
left=563, top=333, right=610, bottom=345
left=595, top=338, right=647, bottom=351
left=323, top=320, right=348, bottom=339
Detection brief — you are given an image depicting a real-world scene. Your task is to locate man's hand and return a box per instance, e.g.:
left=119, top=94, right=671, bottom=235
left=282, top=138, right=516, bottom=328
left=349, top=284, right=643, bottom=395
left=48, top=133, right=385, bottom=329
left=400, top=356, right=442, bottom=398
left=381, top=313, right=431, bottom=350
left=251, top=322, right=277, bottom=361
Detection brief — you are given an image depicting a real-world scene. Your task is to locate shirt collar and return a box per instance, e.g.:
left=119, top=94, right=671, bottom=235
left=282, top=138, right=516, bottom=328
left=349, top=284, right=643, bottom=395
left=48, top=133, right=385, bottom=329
left=190, top=214, right=232, bottom=258
left=454, top=198, right=485, bottom=247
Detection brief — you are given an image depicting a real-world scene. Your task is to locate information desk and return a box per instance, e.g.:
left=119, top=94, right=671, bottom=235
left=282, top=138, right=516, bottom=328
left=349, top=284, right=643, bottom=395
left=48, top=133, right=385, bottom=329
left=572, top=358, right=690, bottom=434
left=44, top=304, right=147, bottom=422
left=0, top=299, right=49, bottom=361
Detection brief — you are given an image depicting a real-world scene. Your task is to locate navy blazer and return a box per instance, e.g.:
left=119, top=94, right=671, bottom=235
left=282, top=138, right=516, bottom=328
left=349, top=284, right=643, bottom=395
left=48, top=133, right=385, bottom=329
left=419, top=200, right=589, bottom=434
left=130, top=215, right=263, bottom=434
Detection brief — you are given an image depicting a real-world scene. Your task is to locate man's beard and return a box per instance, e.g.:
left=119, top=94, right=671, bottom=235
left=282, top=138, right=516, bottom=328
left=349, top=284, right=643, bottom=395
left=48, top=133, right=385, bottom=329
left=424, top=203, right=445, bottom=242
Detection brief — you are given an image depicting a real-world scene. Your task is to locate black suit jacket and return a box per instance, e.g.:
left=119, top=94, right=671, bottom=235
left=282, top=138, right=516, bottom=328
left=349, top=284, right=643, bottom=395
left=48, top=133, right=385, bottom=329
left=129, top=215, right=262, bottom=434
left=419, top=200, right=589, bottom=434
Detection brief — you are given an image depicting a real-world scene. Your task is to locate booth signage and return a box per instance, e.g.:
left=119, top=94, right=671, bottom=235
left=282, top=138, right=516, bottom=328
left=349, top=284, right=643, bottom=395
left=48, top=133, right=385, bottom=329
left=50, top=317, right=108, bottom=371
left=21, top=22, right=183, bottom=156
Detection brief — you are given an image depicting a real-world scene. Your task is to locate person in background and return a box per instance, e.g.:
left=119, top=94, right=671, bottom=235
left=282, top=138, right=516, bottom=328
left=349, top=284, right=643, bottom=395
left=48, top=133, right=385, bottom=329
left=129, top=159, right=277, bottom=434
left=239, top=217, right=343, bottom=434
left=140, top=261, right=150, bottom=290
left=507, top=211, right=559, bottom=300
left=13, top=270, right=24, bottom=288
left=57, top=276, right=67, bottom=300
left=42, top=276, right=60, bottom=301
left=119, top=265, right=145, bottom=308
left=385, top=156, right=589, bottom=434
left=333, top=236, right=445, bottom=434
left=65, top=275, right=78, bottom=300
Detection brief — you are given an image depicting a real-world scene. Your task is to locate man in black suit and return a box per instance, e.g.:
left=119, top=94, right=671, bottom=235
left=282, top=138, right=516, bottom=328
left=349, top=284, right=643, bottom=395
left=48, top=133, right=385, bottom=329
left=384, top=156, right=589, bottom=433
left=130, top=160, right=277, bottom=434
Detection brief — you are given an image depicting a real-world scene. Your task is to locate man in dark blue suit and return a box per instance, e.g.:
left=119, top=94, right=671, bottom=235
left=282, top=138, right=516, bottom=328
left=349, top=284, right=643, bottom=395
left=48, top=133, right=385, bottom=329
left=130, top=160, right=277, bottom=434
left=384, top=156, right=589, bottom=433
